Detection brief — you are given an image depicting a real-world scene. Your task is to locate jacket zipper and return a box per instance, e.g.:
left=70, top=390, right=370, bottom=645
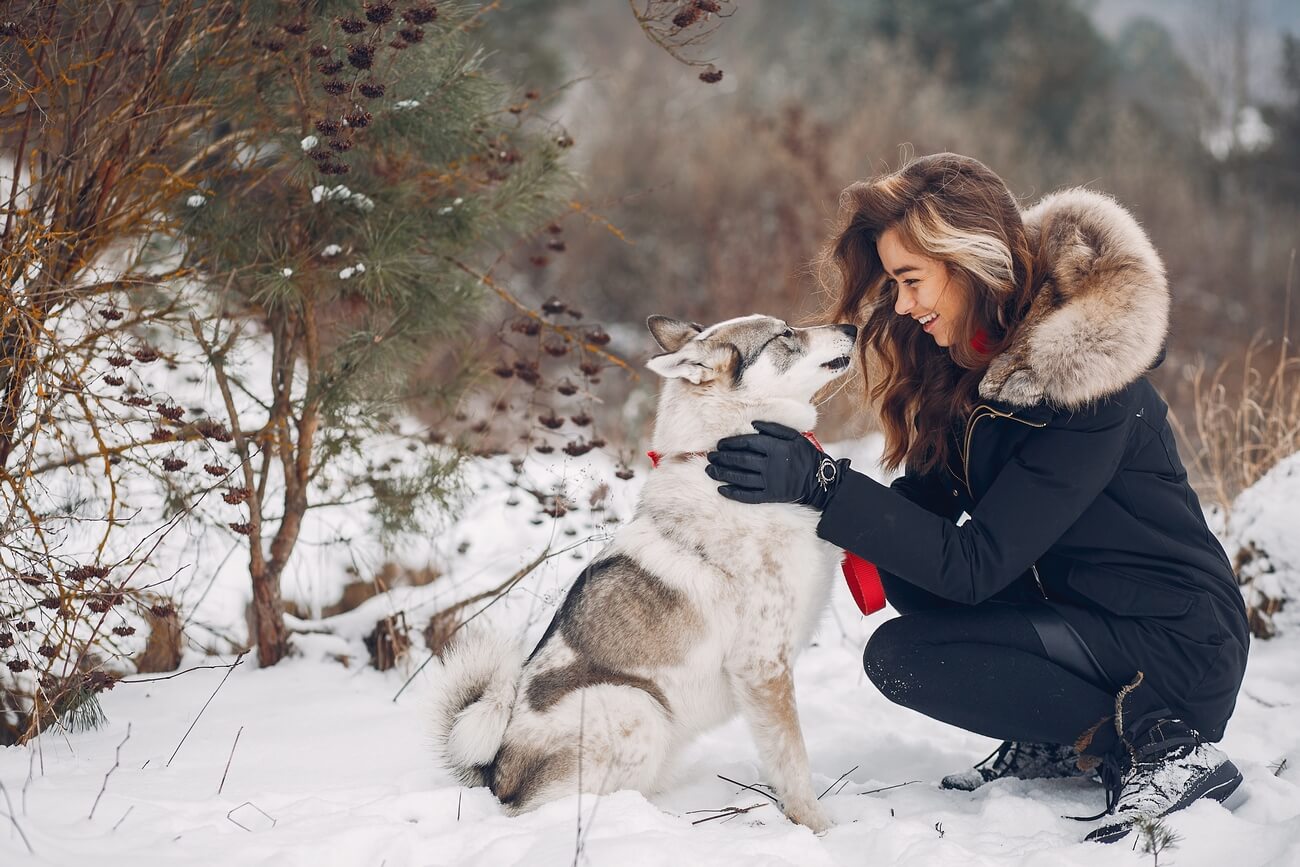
left=960, top=403, right=1051, bottom=598
left=959, top=404, right=1048, bottom=497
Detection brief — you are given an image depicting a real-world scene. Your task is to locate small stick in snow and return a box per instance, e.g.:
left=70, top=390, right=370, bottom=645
left=856, top=780, right=923, bottom=796
left=121, top=659, right=246, bottom=684
left=716, top=774, right=780, bottom=805
left=167, top=652, right=245, bottom=768
left=0, top=777, right=33, bottom=854
left=817, top=764, right=860, bottom=800
left=22, top=746, right=34, bottom=815
left=218, top=726, right=244, bottom=794
left=456, top=789, right=462, bottom=822
left=112, top=805, right=134, bottom=832
left=572, top=690, right=585, bottom=867
left=226, top=801, right=276, bottom=832
left=1270, top=757, right=1288, bottom=776
left=934, top=821, right=945, bottom=838
left=89, top=723, right=132, bottom=820
left=686, top=802, right=769, bottom=825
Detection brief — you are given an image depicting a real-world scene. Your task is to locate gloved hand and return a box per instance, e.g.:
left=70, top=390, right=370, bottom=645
left=705, top=420, right=851, bottom=509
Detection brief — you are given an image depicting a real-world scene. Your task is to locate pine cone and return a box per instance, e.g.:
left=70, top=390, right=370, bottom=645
left=364, top=2, right=394, bottom=24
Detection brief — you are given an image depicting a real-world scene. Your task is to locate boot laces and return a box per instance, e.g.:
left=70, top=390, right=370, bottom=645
left=1067, top=713, right=1198, bottom=823
left=976, top=740, right=1020, bottom=776
left=1064, top=748, right=1128, bottom=822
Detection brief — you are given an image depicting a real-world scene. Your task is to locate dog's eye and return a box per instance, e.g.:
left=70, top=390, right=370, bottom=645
left=780, top=329, right=794, bottom=339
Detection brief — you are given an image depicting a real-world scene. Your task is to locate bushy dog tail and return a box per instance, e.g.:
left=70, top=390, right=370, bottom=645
left=427, top=626, right=524, bottom=787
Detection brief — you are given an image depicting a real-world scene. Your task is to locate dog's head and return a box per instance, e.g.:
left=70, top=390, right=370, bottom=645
left=645, top=314, right=858, bottom=403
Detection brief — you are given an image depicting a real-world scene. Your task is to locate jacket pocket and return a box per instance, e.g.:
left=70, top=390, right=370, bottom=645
left=1063, top=561, right=1196, bottom=618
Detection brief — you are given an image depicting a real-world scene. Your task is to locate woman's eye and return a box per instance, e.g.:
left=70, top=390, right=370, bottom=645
left=903, top=279, right=919, bottom=287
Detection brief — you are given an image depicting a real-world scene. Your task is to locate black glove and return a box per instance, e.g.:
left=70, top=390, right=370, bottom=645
left=704, top=420, right=851, bottom=510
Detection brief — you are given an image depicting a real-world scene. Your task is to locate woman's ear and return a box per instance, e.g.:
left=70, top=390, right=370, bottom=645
left=646, top=315, right=704, bottom=353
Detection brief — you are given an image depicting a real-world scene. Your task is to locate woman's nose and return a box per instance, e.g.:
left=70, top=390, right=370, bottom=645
left=894, top=287, right=913, bottom=316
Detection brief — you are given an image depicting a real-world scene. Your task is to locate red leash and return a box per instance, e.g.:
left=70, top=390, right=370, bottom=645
left=800, top=432, right=886, bottom=616
left=646, top=432, right=886, bottom=616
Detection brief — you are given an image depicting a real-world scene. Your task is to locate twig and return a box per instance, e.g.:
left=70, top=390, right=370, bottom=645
left=218, top=726, right=243, bottom=794
left=121, top=658, right=245, bottom=684
left=716, top=773, right=780, bottom=805
left=573, top=689, right=585, bottom=867
left=226, top=801, right=276, bottom=832
left=818, top=764, right=859, bottom=800
left=112, top=805, right=134, bottom=832
left=89, top=722, right=131, bottom=820
left=22, top=746, right=34, bottom=815
left=687, top=802, right=768, bottom=825
left=456, top=789, right=462, bottom=821
left=0, top=777, right=33, bottom=854
left=856, top=780, right=923, bottom=796
left=166, top=652, right=245, bottom=768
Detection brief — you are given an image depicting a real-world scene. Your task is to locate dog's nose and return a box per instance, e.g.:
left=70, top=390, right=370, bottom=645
left=836, top=323, right=858, bottom=342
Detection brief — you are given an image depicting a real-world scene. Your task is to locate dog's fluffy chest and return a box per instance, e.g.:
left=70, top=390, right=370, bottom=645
left=628, top=465, right=840, bottom=644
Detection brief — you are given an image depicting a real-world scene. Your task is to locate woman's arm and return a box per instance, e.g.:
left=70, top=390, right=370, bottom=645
left=815, top=386, right=1138, bottom=605
left=888, top=464, right=955, bottom=521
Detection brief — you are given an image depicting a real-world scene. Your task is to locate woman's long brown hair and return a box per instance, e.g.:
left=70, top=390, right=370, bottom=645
left=817, top=153, right=1040, bottom=477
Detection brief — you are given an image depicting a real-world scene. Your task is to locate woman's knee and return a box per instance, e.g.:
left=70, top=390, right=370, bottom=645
left=862, top=616, right=922, bottom=702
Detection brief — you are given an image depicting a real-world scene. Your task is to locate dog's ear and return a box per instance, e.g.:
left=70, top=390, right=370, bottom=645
left=646, top=340, right=736, bottom=385
left=646, top=315, right=703, bottom=353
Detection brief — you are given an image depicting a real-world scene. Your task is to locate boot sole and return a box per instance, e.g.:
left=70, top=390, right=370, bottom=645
left=1085, top=759, right=1243, bottom=844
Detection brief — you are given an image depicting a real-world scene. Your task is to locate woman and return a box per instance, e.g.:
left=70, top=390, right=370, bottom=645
left=703, top=153, right=1250, bottom=844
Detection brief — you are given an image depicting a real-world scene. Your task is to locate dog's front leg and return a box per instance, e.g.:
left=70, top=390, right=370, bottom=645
left=730, top=660, right=830, bottom=833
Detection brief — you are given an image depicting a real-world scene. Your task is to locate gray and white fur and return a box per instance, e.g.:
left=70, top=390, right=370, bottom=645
left=427, top=314, right=858, bottom=833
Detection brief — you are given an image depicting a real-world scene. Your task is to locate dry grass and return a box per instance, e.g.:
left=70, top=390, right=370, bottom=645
left=1169, top=252, right=1299, bottom=636
left=1170, top=253, right=1300, bottom=514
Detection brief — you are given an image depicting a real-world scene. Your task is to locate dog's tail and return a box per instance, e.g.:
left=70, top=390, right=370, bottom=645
left=427, top=626, right=525, bottom=787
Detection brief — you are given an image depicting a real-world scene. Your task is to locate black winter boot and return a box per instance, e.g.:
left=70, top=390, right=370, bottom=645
left=1075, top=673, right=1243, bottom=844
left=941, top=740, right=1095, bottom=791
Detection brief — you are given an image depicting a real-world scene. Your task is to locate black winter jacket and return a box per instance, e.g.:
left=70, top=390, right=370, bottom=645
left=814, top=188, right=1249, bottom=734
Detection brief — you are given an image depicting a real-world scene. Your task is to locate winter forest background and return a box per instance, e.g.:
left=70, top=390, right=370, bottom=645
left=2, top=1, right=1299, bottom=865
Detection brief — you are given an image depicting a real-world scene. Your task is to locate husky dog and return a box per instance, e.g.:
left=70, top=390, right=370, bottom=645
left=428, top=314, right=858, bottom=832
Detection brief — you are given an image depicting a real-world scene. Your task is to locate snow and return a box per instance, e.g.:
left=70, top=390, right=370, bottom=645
left=309, top=185, right=376, bottom=212
left=2, top=435, right=1299, bottom=866
left=1217, top=451, right=1300, bottom=635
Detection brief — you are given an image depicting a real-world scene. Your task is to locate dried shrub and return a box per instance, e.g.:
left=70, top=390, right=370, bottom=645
left=364, top=613, right=411, bottom=670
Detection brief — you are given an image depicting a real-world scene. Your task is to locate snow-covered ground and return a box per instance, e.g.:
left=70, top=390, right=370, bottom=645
left=2, top=436, right=1298, bottom=867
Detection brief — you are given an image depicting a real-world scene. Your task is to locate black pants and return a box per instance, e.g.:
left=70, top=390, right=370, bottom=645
left=864, top=571, right=1187, bottom=757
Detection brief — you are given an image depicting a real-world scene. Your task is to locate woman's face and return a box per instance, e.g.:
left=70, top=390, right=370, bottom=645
left=877, top=225, right=966, bottom=348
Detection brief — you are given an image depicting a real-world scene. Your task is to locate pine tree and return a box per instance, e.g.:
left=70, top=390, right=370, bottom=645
left=177, top=0, right=574, bottom=666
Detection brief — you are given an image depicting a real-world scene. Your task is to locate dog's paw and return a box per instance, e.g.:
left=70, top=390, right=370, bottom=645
left=783, top=799, right=831, bottom=834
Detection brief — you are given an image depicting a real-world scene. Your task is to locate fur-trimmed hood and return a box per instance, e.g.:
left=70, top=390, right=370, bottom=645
left=978, top=187, right=1170, bottom=411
